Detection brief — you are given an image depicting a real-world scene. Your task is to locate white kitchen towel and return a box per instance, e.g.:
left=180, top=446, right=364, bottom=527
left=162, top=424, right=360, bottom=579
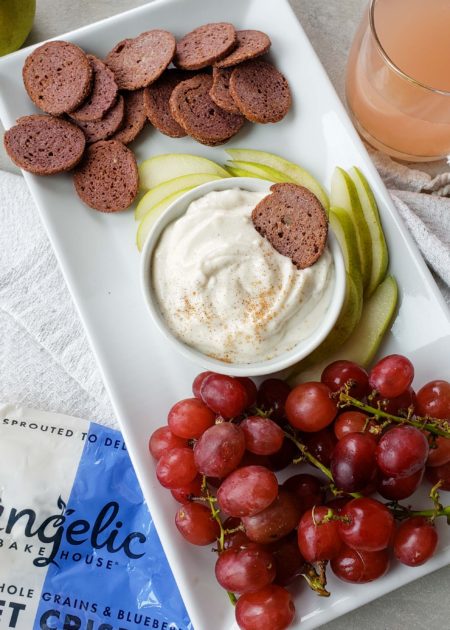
left=0, top=157, right=449, bottom=428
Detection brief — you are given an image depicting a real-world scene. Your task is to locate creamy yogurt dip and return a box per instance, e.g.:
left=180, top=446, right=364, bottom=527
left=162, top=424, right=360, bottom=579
left=152, top=188, right=334, bottom=364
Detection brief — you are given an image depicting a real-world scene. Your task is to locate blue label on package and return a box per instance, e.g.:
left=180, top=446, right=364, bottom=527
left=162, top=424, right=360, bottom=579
left=0, top=405, right=192, bottom=630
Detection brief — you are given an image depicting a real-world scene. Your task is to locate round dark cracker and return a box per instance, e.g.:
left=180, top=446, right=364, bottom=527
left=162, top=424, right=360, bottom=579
left=143, top=69, right=189, bottom=138
left=4, top=114, right=86, bottom=175
left=73, top=140, right=138, bottom=213
left=210, top=67, right=240, bottom=114
left=251, top=183, right=328, bottom=269
left=169, top=73, right=245, bottom=146
left=22, top=40, right=93, bottom=116
left=72, top=94, right=125, bottom=144
left=69, top=55, right=118, bottom=122
left=174, top=23, right=237, bottom=71
left=229, top=59, right=292, bottom=124
left=104, top=30, right=176, bottom=91
left=111, top=89, right=147, bottom=144
left=215, top=30, right=271, bottom=68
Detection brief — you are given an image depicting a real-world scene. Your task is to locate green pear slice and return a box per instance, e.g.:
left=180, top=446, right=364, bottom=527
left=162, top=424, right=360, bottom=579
left=348, top=166, right=389, bottom=296
left=226, top=166, right=261, bottom=178
left=226, top=148, right=329, bottom=210
left=289, top=275, right=398, bottom=385
left=226, top=160, right=295, bottom=183
left=135, top=173, right=223, bottom=221
left=329, top=206, right=363, bottom=293
left=139, top=154, right=229, bottom=191
left=288, top=272, right=363, bottom=380
left=331, top=167, right=372, bottom=294
left=136, top=188, right=193, bottom=252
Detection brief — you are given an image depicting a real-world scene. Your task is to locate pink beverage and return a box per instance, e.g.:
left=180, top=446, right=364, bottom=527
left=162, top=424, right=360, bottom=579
left=346, top=0, right=450, bottom=161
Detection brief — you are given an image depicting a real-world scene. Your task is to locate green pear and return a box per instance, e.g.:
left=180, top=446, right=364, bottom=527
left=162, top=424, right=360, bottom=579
left=0, top=0, right=35, bottom=56
left=348, top=166, right=389, bottom=296
left=226, top=148, right=329, bottom=210
left=329, top=206, right=363, bottom=294
left=289, top=275, right=398, bottom=384
left=226, top=160, right=294, bottom=183
left=135, top=173, right=223, bottom=221
left=138, top=154, right=229, bottom=191
left=331, top=167, right=372, bottom=294
left=288, top=272, right=363, bottom=380
left=136, top=189, right=193, bottom=251
left=226, top=166, right=260, bottom=178
left=288, top=205, right=366, bottom=379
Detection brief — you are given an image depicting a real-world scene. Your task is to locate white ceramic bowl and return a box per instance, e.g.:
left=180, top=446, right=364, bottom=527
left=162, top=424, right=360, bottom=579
left=140, top=177, right=345, bottom=377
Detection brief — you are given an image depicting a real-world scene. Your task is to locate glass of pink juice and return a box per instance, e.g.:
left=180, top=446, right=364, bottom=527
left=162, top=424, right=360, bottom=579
left=346, top=0, right=450, bottom=161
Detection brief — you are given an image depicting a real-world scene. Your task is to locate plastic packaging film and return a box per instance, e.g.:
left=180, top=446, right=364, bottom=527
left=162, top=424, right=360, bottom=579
left=0, top=404, right=193, bottom=630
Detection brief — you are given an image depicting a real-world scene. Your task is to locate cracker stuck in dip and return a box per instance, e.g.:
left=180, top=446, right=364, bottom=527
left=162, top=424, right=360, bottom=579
left=152, top=188, right=334, bottom=364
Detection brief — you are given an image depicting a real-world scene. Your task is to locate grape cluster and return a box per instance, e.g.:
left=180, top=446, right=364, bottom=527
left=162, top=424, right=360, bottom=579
left=149, top=356, right=450, bottom=630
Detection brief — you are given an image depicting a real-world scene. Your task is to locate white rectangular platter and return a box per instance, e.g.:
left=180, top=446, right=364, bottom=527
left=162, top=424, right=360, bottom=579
left=1, top=1, right=449, bottom=628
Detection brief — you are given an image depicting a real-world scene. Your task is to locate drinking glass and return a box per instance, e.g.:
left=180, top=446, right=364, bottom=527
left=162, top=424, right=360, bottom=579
left=346, top=0, right=450, bottom=161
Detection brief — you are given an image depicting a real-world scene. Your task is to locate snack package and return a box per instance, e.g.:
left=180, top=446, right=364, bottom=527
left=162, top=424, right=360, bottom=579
left=0, top=404, right=192, bottom=630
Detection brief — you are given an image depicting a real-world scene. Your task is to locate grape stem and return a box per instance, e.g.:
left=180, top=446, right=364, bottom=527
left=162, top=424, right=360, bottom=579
left=338, top=392, right=450, bottom=438
left=301, top=563, right=330, bottom=597
left=284, top=432, right=334, bottom=482
left=200, top=474, right=330, bottom=601
left=389, top=482, right=450, bottom=522
left=201, top=476, right=237, bottom=606
left=284, top=431, right=362, bottom=499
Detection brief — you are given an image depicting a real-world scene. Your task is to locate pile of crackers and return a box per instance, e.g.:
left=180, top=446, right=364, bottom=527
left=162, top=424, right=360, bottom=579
left=3, top=23, right=292, bottom=213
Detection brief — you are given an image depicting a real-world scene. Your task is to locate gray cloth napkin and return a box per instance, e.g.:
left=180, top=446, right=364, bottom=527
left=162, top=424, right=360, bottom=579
left=0, top=155, right=448, bottom=425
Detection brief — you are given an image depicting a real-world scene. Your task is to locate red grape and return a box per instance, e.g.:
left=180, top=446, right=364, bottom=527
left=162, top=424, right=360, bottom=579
left=240, top=451, right=272, bottom=469
left=427, top=436, right=450, bottom=467
left=241, top=416, right=284, bottom=455
left=416, top=380, right=450, bottom=419
left=215, top=545, right=276, bottom=594
left=326, top=496, right=350, bottom=514
left=282, top=474, right=324, bottom=514
left=175, top=502, right=220, bottom=545
left=331, top=433, right=378, bottom=493
left=194, top=422, right=245, bottom=478
left=168, top=398, right=215, bottom=439
left=321, top=360, right=369, bottom=399
left=359, top=477, right=378, bottom=497
left=372, top=386, right=416, bottom=416
left=298, top=506, right=343, bottom=562
left=257, top=378, right=291, bottom=422
left=156, top=447, right=197, bottom=489
left=425, top=461, right=450, bottom=491
left=331, top=546, right=390, bottom=583
left=339, top=498, right=395, bottom=551
left=206, top=476, right=222, bottom=490
left=286, top=382, right=337, bottom=432
left=334, top=411, right=375, bottom=440
left=192, top=371, right=213, bottom=399
left=237, top=377, right=258, bottom=409
left=269, top=533, right=306, bottom=586
left=303, top=428, right=337, bottom=467
left=394, top=516, right=438, bottom=566
left=267, top=438, right=298, bottom=471
left=200, top=373, right=247, bottom=418
left=235, top=585, right=295, bottom=630
left=376, top=426, right=429, bottom=478
left=369, top=354, right=414, bottom=399
left=242, top=490, right=301, bottom=544
left=170, top=476, right=203, bottom=504
left=149, top=426, right=188, bottom=460
left=217, top=466, right=279, bottom=517
left=224, top=526, right=252, bottom=552
left=377, top=469, right=424, bottom=501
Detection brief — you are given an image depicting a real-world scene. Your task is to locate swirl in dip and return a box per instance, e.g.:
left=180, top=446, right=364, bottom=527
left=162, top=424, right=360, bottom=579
left=152, top=188, right=334, bottom=364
